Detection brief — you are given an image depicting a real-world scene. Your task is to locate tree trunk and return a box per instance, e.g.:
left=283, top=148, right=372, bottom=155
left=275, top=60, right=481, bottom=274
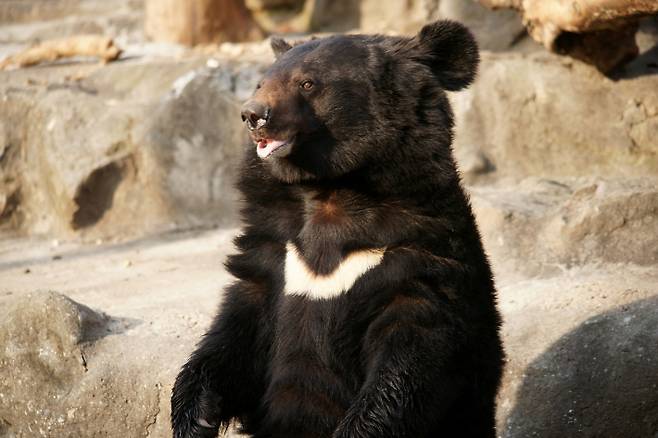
left=145, top=0, right=264, bottom=46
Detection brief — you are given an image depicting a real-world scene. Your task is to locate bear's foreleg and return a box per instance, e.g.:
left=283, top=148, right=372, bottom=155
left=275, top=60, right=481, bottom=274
left=171, top=280, right=270, bottom=438
left=333, top=299, right=467, bottom=438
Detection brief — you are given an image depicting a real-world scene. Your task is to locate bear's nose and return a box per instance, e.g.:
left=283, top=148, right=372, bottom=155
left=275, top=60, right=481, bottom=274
left=241, top=101, right=270, bottom=131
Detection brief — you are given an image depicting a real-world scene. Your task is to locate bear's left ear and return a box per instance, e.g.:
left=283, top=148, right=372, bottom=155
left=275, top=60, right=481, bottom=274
left=271, top=37, right=292, bottom=59
left=405, top=20, right=479, bottom=91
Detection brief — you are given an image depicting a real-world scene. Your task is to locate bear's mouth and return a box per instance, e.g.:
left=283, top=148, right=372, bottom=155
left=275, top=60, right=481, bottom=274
left=255, top=138, right=293, bottom=159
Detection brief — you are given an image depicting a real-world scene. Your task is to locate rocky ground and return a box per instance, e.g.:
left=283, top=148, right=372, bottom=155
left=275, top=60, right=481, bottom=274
left=1, top=1, right=658, bottom=438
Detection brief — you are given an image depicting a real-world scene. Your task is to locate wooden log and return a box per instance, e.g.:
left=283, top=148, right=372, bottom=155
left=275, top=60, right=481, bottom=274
left=482, top=0, right=658, bottom=32
left=144, top=0, right=264, bottom=46
left=0, top=35, right=121, bottom=70
left=480, top=0, right=658, bottom=72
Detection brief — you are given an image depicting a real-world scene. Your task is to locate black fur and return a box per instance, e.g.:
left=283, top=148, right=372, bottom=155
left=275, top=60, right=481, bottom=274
left=270, top=37, right=293, bottom=59
left=172, top=20, right=504, bottom=438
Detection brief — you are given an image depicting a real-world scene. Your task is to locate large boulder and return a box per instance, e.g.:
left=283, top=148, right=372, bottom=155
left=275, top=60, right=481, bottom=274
left=470, top=177, right=658, bottom=278
left=0, top=291, right=162, bottom=437
left=452, top=51, right=658, bottom=183
left=496, top=265, right=658, bottom=437
left=0, top=55, right=263, bottom=239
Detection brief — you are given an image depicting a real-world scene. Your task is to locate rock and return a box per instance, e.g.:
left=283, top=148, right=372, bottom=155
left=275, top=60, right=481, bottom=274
left=0, top=55, right=261, bottom=239
left=506, top=297, right=658, bottom=437
left=0, top=290, right=166, bottom=437
left=496, top=265, right=658, bottom=437
left=470, top=177, right=658, bottom=278
left=541, top=179, right=658, bottom=267
left=0, top=0, right=143, bottom=49
left=437, top=0, right=532, bottom=51
left=0, top=291, right=126, bottom=437
left=479, top=0, right=658, bottom=72
left=0, top=0, right=80, bottom=24
left=0, top=0, right=141, bottom=25
left=0, top=228, right=238, bottom=437
left=138, top=63, right=254, bottom=229
left=452, top=51, right=658, bottom=184
left=308, top=0, right=361, bottom=33
left=1, top=63, right=171, bottom=237
left=0, top=109, right=25, bottom=231
left=470, top=178, right=573, bottom=278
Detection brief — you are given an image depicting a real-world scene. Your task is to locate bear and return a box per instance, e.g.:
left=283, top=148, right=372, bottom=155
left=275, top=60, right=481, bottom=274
left=171, top=20, right=504, bottom=438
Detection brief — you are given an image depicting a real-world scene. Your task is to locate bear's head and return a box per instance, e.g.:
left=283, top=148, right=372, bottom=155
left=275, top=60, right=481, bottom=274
left=240, top=20, right=478, bottom=183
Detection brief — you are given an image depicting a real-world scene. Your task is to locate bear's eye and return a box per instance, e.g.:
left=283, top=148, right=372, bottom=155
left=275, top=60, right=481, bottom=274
left=300, top=80, right=314, bottom=90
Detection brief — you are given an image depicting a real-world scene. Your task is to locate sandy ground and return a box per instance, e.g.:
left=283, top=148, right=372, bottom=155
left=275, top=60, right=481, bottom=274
left=0, top=228, right=238, bottom=334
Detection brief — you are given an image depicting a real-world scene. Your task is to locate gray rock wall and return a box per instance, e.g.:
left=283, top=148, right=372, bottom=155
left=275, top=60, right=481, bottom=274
left=0, top=57, right=266, bottom=239
left=452, top=52, right=658, bottom=183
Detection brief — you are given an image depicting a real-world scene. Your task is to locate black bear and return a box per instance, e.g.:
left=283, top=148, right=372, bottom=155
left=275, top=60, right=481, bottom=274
left=171, top=20, right=504, bottom=438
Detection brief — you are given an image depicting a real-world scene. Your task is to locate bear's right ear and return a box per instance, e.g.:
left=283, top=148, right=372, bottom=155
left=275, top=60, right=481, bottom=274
left=403, top=20, right=479, bottom=91
left=271, top=37, right=292, bottom=59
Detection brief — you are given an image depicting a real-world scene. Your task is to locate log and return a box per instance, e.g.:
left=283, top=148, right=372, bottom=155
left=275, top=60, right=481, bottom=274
left=480, top=0, right=658, bottom=72
left=144, top=0, right=264, bottom=46
left=0, top=35, right=121, bottom=70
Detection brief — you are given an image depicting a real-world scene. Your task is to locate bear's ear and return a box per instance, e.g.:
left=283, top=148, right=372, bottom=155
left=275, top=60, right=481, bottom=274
left=406, top=20, right=479, bottom=91
left=271, top=37, right=292, bottom=59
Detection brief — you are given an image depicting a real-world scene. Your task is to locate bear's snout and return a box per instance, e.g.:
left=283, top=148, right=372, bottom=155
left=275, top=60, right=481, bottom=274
left=241, top=100, right=271, bottom=131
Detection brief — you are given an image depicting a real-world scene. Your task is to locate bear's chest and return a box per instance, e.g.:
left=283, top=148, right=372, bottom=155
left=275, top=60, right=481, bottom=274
left=284, top=242, right=384, bottom=299
left=284, top=189, right=387, bottom=300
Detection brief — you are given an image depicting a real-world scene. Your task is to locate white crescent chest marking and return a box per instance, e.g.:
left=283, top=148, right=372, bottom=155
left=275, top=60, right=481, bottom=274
left=284, top=242, right=385, bottom=299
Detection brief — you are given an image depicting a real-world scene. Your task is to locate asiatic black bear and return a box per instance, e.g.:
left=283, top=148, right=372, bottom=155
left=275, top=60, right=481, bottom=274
left=172, top=20, right=504, bottom=438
